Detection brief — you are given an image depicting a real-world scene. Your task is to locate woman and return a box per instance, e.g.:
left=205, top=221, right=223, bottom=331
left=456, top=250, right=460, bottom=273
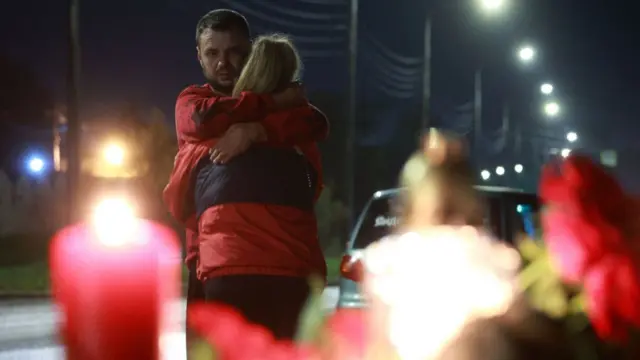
left=230, top=33, right=323, bottom=194
left=195, top=34, right=327, bottom=340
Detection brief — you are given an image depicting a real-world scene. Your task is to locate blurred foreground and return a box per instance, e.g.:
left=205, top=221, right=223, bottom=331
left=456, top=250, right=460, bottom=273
left=0, top=286, right=340, bottom=359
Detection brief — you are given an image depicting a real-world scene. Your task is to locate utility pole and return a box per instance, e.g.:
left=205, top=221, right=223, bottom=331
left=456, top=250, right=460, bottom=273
left=473, top=69, right=483, bottom=154
left=67, top=0, right=81, bottom=223
left=345, top=0, right=358, bottom=229
left=421, top=17, right=432, bottom=132
left=501, top=102, right=510, bottom=136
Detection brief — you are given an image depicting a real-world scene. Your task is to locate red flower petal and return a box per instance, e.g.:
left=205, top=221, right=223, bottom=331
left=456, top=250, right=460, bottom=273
left=265, top=342, right=318, bottom=360
left=584, top=255, right=640, bottom=342
left=584, top=257, right=627, bottom=341
left=542, top=210, right=617, bottom=283
left=325, top=309, right=367, bottom=358
left=187, top=302, right=254, bottom=354
left=231, top=324, right=276, bottom=359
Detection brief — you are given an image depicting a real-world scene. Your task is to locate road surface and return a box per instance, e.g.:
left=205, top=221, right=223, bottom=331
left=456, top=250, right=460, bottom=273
left=0, top=286, right=340, bottom=359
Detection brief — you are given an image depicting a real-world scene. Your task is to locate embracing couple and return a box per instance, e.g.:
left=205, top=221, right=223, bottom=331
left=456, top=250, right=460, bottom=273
left=163, top=8, right=329, bottom=356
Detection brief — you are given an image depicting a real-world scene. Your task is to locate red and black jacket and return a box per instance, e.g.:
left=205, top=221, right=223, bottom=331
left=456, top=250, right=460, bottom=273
left=164, top=84, right=328, bottom=278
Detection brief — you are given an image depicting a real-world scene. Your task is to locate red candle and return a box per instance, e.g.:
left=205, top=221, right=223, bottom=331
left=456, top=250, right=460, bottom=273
left=51, top=199, right=181, bottom=360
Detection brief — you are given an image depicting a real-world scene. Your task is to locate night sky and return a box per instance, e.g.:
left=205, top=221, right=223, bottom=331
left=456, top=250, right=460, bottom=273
left=2, top=0, right=639, bottom=191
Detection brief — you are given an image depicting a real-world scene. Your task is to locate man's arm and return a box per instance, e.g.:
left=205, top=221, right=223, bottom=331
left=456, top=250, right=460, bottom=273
left=209, top=104, right=330, bottom=164
left=260, top=105, right=330, bottom=145
left=175, top=85, right=274, bottom=144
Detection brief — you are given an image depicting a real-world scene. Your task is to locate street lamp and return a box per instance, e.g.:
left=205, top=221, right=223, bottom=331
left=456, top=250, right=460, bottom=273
left=540, top=83, right=553, bottom=95
left=566, top=131, right=578, bottom=143
left=544, top=101, right=560, bottom=117
left=479, top=0, right=505, bottom=12
left=514, top=164, right=523, bottom=173
left=561, top=148, right=571, bottom=158
left=103, top=143, right=126, bottom=166
left=517, top=46, right=535, bottom=63
left=481, top=169, right=491, bottom=181
left=496, top=166, right=505, bottom=176
left=422, top=0, right=508, bottom=131
left=27, top=156, right=46, bottom=174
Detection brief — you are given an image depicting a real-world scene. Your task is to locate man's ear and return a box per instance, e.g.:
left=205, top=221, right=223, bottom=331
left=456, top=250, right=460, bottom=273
left=196, top=46, right=203, bottom=67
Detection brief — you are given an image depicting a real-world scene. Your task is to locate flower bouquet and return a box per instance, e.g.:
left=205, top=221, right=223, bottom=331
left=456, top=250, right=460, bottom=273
left=519, top=154, right=640, bottom=359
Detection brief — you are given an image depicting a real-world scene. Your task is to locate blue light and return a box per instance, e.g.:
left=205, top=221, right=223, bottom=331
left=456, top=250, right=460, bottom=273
left=516, top=204, right=523, bottom=213
left=27, top=156, right=45, bottom=174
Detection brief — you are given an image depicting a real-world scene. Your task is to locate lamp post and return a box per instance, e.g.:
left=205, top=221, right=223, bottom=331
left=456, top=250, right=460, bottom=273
left=345, top=0, right=359, bottom=229
left=67, top=0, right=81, bottom=223
left=421, top=0, right=508, bottom=132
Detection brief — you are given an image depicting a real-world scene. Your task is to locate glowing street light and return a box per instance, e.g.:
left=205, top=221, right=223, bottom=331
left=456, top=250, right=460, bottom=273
left=517, top=46, right=535, bottom=63
left=28, top=156, right=45, bottom=174
left=561, top=148, right=571, bottom=158
left=540, top=83, right=553, bottom=95
left=103, top=143, right=126, bottom=166
left=514, top=164, right=523, bottom=173
left=479, top=0, right=505, bottom=12
left=495, top=166, right=505, bottom=176
left=481, top=169, right=491, bottom=181
left=544, top=102, right=560, bottom=117
left=566, top=131, right=578, bottom=143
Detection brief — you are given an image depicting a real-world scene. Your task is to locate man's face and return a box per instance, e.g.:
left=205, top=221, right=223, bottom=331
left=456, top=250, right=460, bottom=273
left=197, top=28, right=250, bottom=94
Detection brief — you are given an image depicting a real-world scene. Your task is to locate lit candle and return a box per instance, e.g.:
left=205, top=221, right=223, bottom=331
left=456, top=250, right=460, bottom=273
left=51, top=198, right=181, bottom=360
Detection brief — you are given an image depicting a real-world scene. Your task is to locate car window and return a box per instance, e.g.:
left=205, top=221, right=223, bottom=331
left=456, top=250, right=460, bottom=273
left=352, top=195, right=399, bottom=249
left=350, top=190, right=540, bottom=250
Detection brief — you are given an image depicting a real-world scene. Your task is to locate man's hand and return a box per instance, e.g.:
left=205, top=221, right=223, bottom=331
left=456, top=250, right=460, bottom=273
left=272, top=83, right=306, bottom=110
left=209, top=123, right=266, bottom=164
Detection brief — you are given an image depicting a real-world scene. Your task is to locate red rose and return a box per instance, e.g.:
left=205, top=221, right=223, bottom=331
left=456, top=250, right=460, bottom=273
left=540, top=155, right=640, bottom=340
left=584, top=255, right=640, bottom=340
left=188, top=302, right=257, bottom=356
left=542, top=208, right=624, bottom=283
left=325, top=309, right=367, bottom=358
left=541, top=155, right=629, bottom=224
left=188, top=302, right=320, bottom=360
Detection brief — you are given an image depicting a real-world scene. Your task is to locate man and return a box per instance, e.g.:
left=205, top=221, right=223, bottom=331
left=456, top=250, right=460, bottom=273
left=169, top=9, right=328, bottom=353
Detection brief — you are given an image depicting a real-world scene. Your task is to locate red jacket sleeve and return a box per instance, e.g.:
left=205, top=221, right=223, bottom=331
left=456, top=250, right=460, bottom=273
left=261, top=104, right=330, bottom=146
left=175, top=85, right=275, bottom=145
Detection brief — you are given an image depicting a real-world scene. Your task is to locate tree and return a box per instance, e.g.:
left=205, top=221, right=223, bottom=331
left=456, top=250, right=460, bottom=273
left=137, top=108, right=178, bottom=220
left=314, top=186, right=348, bottom=256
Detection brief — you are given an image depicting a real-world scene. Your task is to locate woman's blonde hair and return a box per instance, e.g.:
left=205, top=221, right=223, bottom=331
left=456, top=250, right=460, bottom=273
left=399, top=128, right=484, bottom=226
left=232, top=34, right=301, bottom=97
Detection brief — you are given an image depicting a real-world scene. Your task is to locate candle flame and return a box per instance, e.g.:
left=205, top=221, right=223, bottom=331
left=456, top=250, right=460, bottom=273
left=92, top=197, right=138, bottom=247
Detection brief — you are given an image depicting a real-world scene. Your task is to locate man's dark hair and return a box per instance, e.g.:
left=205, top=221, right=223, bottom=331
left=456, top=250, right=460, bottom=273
left=195, top=9, right=251, bottom=45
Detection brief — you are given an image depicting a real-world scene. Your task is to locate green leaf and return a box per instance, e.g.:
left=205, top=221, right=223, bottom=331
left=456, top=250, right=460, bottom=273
left=518, top=237, right=544, bottom=262
left=566, top=313, right=590, bottom=333
left=568, top=291, right=587, bottom=315
left=189, top=340, right=218, bottom=360
left=519, top=256, right=551, bottom=291
left=295, top=275, right=327, bottom=344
